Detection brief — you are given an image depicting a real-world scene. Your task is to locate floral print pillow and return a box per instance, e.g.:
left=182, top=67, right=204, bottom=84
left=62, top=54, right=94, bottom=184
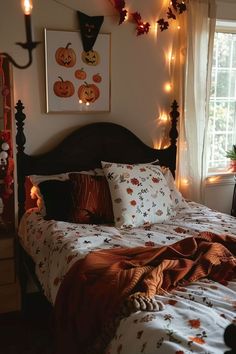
left=101, top=162, right=175, bottom=228
left=161, top=167, right=189, bottom=209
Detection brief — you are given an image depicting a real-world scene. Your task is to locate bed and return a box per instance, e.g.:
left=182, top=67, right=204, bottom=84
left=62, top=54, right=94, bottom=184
left=15, top=100, right=236, bottom=354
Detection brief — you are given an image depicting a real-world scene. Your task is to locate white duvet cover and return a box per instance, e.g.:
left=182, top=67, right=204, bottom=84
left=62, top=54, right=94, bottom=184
left=18, top=201, right=236, bottom=354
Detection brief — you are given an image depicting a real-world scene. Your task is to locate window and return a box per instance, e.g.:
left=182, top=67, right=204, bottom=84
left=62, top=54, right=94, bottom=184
left=208, top=21, right=236, bottom=173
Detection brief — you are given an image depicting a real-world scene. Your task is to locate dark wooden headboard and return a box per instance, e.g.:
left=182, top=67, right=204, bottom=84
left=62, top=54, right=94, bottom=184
left=15, top=100, right=179, bottom=220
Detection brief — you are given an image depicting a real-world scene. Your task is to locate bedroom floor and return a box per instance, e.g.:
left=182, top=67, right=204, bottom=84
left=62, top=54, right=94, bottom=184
left=0, top=293, right=53, bottom=354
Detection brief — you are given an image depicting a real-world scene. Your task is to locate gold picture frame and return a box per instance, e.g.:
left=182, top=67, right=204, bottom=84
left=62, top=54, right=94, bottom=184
left=44, top=29, right=111, bottom=113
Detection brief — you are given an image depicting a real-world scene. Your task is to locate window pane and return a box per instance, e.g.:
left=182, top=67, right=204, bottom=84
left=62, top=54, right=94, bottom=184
left=210, top=71, right=216, bottom=96
left=217, top=33, right=231, bottom=67
left=215, top=112, right=227, bottom=131
left=208, top=26, right=236, bottom=173
left=230, top=70, right=236, bottom=97
left=228, top=102, right=236, bottom=130
left=216, top=71, right=230, bottom=97
left=227, top=134, right=235, bottom=151
left=233, top=39, right=236, bottom=67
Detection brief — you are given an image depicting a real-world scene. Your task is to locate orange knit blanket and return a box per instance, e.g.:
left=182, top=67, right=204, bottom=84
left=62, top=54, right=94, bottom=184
left=53, top=231, right=236, bottom=354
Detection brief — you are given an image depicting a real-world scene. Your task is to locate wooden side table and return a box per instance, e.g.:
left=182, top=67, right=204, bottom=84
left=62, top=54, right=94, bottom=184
left=231, top=175, right=236, bottom=217
left=0, top=231, right=21, bottom=313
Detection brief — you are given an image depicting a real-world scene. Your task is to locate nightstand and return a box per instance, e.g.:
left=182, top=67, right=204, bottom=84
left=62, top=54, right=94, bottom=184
left=0, top=231, right=21, bottom=313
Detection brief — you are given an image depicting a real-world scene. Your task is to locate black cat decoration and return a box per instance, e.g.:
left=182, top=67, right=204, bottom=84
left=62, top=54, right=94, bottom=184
left=77, top=11, right=104, bottom=52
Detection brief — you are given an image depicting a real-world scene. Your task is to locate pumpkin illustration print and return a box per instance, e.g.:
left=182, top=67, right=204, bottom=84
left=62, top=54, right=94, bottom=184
left=78, top=82, right=100, bottom=103
left=81, top=50, right=100, bottom=66
left=75, top=68, right=87, bottom=80
left=55, top=43, right=76, bottom=67
left=53, top=76, right=75, bottom=97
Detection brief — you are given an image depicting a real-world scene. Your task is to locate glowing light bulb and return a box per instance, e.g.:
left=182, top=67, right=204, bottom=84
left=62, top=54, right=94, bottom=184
left=79, top=99, right=83, bottom=104
left=86, top=102, right=90, bottom=106
left=208, top=176, right=220, bottom=183
left=159, top=113, right=169, bottom=122
left=182, top=178, right=189, bottom=186
left=164, top=82, right=172, bottom=92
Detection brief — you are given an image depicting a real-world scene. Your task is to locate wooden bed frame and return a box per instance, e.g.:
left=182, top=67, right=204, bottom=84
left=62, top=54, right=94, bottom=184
left=15, top=99, right=179, bottom=221
left=14, top=98, right=179, bottom=311
left=15, top=98, right=179, bottom=302
left=14, top=99, right=236, bottom=353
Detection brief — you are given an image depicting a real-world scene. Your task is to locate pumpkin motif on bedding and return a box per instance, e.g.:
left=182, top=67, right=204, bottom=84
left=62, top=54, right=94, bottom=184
left=55, top=43, right=76, bottom=67
left=78, top=82, right=100, bottom=103
left=81, top=50, right=100, bottom=66
left=53, top=76, right=75, bottom=97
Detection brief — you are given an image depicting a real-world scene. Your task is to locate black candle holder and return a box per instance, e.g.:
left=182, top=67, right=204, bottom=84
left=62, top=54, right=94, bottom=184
left=0, top=12, right=40, bottom=69
left=0, top=42, right=40, bottom=70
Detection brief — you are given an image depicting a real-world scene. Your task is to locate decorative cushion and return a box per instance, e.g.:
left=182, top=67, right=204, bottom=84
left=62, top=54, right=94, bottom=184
left=70, top=173, right=114, bottom=224
left=38, top=179, right=74, bottom=221
left=101, top=161, right=175, bottom=228
left=28, top=173, right=70, bottom=215
left=27, top=170, right=104, bottom=215
left=24, top=177, right=37, bottom=210
left=161, top=167, right=189, bottom=209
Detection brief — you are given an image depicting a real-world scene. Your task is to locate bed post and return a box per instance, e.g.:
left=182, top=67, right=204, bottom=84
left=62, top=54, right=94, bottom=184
left=169, top=100, right=179, bottom=147
left=168, top=100, right=179, bottom=178
left=15, top=100, right=26, bottom=222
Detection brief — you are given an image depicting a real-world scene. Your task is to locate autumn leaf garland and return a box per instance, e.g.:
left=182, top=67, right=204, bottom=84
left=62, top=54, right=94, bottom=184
left=132, top=12, right=150, bottom=36
left=113, top=0, right=127, bottom=24
left=112, top=0, right=187, bottom=35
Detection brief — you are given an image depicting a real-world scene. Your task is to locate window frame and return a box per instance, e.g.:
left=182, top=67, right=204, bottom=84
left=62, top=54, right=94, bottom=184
left=207, top=20, right=236, bottom=176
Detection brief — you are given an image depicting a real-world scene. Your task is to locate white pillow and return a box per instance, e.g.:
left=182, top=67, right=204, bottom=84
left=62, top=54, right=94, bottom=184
left=101, top=161, right=175, bottom=228
left=161, top=167, right=189, bottom=209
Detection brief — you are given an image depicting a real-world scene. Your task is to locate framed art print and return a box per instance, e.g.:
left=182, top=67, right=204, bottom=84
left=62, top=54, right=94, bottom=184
left=44, top=29, right=110, bottom=113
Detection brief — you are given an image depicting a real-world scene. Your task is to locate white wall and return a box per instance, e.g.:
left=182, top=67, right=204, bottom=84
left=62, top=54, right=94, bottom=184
left=1, top=0, right=177, bottom=155
left=1, top=0, right=235, bottom=215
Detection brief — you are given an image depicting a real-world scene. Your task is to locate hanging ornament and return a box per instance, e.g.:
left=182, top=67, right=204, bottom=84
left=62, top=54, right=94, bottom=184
left=77, top=11, right=104, bottom=52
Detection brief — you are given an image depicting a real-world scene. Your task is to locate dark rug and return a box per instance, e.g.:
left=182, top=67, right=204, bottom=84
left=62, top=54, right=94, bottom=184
left=0, top=293, right=53, bottom=354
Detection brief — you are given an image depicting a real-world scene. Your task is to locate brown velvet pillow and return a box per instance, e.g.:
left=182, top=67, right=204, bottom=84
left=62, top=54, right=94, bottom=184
left=70, top=173, right=114, bottom=224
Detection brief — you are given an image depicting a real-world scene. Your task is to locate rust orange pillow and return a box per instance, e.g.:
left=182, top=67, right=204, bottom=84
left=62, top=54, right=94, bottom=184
left=70, top=173, right=114, bottom=224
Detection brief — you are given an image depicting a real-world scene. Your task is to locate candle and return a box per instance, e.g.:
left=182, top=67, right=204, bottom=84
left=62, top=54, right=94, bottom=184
left=21, top=0, right=33, bottom=43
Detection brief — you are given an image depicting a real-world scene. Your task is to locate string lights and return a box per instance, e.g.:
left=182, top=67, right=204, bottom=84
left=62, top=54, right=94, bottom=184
left=110, top=0, right=187, bottom=35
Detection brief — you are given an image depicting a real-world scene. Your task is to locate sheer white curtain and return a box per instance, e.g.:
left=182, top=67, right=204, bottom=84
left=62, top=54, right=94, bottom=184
left=177, top=0, right=216, bottom=203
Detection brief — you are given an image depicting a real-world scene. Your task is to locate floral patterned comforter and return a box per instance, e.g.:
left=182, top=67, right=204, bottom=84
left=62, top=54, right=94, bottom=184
left=18, top=201, right=236, bottom=354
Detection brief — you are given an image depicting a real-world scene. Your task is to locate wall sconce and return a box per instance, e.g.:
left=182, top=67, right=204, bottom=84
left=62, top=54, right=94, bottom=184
left=0, top=0, right=40, bottom=69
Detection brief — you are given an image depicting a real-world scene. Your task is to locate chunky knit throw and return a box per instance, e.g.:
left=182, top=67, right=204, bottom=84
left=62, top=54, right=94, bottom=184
left=54, top=231, right=236, bottom=354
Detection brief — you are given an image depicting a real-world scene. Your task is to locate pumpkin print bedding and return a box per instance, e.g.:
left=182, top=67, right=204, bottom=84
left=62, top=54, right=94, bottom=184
left=18, top=201, right=236, bottom=354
